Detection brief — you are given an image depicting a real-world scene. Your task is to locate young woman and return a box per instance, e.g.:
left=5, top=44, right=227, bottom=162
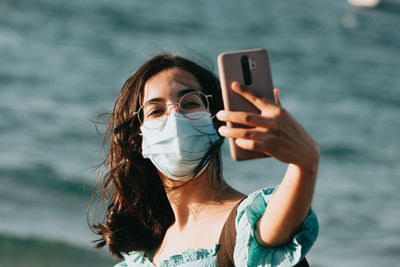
left=91, top=54, right=319, bottom=266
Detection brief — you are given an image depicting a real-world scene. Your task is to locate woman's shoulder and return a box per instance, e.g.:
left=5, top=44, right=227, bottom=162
left=235, top=186, right=318, bottom=236
left=233, top=187, right=319, bottom=266
left=236, top=187, right=276, bottom=210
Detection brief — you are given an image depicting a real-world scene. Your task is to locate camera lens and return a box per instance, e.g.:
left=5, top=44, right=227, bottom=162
left=241, top=55, right=252, bottom=86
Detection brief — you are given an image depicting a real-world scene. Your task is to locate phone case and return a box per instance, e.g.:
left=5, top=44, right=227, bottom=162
left=218, top=48, right=274, bottom=161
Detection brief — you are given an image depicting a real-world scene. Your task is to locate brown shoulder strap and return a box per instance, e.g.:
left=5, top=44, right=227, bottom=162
left=217, top=199, right=243, bottom=267
left=216, top=199, right=310, bottom=267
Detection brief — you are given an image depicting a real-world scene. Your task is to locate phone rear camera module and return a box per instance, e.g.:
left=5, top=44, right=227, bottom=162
left=241, top=55, right=252, bottom=86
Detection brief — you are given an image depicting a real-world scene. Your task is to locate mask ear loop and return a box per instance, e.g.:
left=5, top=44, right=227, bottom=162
left=204, top=93, right=220, bottom=123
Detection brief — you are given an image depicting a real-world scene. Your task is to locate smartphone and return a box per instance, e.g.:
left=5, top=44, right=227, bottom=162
left=218, top=48, right=274, bottom=161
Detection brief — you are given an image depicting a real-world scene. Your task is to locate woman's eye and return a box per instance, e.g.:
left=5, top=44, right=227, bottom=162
left=149, top=109, right=163, bottom=115
left=146, top=108, right=165, bottom=118
left=181, top=101, right=200, bottom=109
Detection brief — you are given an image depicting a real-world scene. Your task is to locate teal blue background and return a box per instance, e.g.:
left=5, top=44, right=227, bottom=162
left=1, top=0, right=399, bottom=266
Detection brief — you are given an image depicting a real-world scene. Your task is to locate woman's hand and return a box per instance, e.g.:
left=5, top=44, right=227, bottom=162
left=216, top=82, right=319, bottom=171
left=217, top=81, right=320, bottom=247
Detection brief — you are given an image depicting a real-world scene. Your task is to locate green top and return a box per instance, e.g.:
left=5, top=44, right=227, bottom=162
left=115, top=188, right=319, bottom=267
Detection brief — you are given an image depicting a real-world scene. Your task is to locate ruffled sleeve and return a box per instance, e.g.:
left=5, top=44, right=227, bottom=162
left=234, top=188, right=319, bottom=267
left=114, top=245, right=218, bottom=267
left=114, top=251, right=153, bottom=267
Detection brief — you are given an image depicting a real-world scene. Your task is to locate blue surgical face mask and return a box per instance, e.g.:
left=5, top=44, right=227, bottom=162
left=140, top=112, right=220, bottom=181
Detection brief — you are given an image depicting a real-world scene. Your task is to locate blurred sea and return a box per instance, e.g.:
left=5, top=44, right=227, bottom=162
left=1, top=0, right=400, bottom=266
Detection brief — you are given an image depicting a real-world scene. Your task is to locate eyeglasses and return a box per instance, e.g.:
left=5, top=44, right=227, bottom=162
left=134, top=91, right=212, bottom=130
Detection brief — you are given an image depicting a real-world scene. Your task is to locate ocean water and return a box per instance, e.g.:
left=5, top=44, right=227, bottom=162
left=1, top=0, right=400, bottom=266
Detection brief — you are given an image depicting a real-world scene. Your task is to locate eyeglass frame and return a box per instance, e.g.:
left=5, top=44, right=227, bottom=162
left=132, top=91, right=214, bottom=128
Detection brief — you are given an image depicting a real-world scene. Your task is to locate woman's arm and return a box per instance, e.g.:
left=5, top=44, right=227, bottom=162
left=216, top=82, right=320, bottom=247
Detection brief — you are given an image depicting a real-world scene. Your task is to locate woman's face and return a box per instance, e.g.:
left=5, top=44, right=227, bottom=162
left=142, top=67, right=203, bottom=118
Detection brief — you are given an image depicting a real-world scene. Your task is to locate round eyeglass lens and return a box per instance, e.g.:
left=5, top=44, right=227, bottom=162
left=180, top=92, right=209, bottom=120
left=139, top=102, right=167, bottom=129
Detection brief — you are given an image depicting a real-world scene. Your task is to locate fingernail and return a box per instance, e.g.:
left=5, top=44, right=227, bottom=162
left=216, top=111, right=227, bottom=119
left=218, top=126, right=226, bottom=135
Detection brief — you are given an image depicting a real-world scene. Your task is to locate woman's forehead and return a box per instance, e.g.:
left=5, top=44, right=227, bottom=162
left=143, top=67, right=202, bottom=102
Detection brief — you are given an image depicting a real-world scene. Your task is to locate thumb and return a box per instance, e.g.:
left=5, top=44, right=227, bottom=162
left=274, top=88, right=281, bottom=106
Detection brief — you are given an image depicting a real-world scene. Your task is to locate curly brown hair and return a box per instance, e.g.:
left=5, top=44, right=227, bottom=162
left=89, top=54, right=225, bottom=258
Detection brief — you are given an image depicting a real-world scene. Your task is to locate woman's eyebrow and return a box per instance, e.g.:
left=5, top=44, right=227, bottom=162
left=145, top=88, right=199, bottom=104
left=177, top=88, right=199, bottom=98
left=145, top=97, right=164, bottom=104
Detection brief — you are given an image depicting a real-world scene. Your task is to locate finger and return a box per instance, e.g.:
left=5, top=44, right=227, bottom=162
left=216, top=110, right=277, bottom=128
left=234, top=138, right=273, bottom=156
left=274, top=88, right=281, bottom=106
left=218, top=126, right=270, bottom=140
left=235, top=136, right=285, bottom=154
left=231, top=82, right=279, bottom=111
